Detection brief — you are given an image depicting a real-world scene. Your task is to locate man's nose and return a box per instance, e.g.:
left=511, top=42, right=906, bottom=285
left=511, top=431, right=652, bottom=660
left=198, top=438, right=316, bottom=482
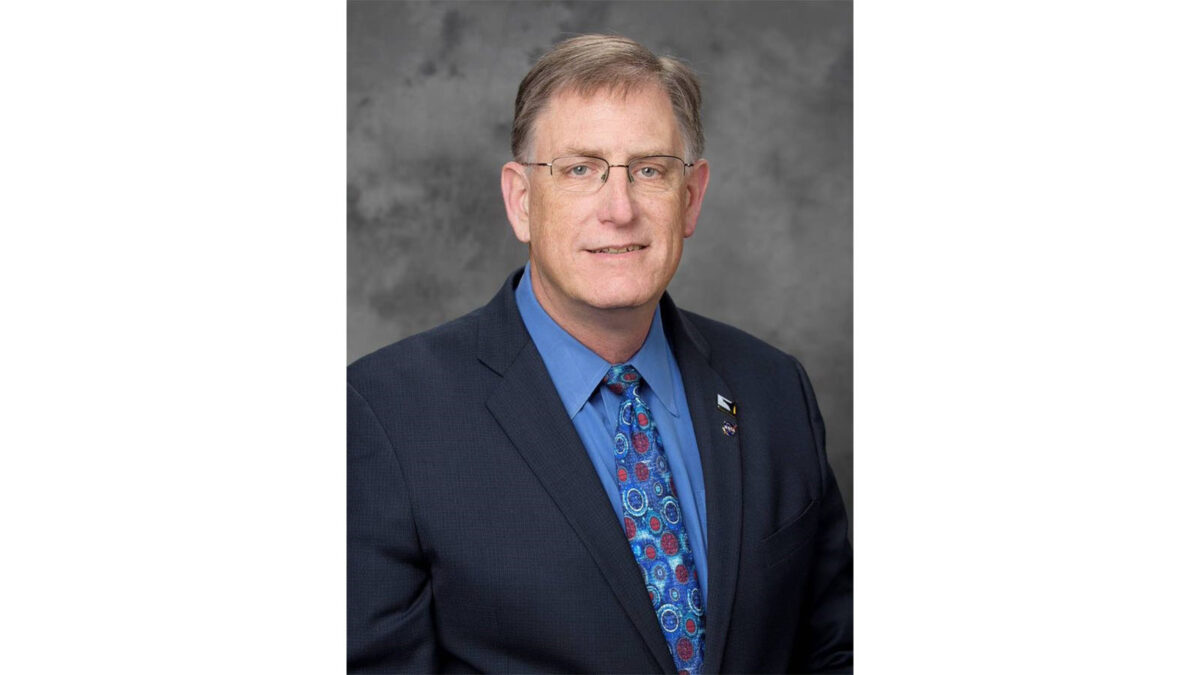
left=596, top=168, right=636, bottom=224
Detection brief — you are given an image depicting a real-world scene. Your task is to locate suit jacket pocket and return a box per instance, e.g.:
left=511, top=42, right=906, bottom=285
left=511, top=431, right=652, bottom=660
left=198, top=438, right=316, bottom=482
left=763, top=499, right=819, bottom=569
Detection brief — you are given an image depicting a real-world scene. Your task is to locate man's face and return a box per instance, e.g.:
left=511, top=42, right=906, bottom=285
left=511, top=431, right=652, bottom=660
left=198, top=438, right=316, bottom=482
left=502, top=85, right=709, bottom=322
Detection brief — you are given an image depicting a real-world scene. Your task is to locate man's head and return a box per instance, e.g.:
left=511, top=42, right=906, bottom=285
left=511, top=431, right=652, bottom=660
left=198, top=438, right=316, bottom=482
left=510, top=34, right=705, bottom=164
left=501, top=35, right=711, bottom=327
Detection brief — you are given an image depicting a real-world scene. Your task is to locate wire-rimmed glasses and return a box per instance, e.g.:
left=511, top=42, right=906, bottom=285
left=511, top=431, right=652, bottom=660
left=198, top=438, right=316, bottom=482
left=521, top=155, right=693, bottom=193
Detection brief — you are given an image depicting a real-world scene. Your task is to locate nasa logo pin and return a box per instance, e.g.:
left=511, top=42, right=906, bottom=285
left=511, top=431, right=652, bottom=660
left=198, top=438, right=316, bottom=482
left=721, top=421, right=737, bottom=437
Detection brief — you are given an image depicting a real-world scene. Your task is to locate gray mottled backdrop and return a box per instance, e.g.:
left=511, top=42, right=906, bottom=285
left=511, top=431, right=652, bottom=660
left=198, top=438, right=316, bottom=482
left=348, top=0, right=853, bottom=528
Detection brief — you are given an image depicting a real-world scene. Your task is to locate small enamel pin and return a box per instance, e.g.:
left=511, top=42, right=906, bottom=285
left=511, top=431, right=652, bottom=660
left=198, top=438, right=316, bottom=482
left=721, top=421, right=737, bottom=436
left=716, top=394, right=737, bottom=416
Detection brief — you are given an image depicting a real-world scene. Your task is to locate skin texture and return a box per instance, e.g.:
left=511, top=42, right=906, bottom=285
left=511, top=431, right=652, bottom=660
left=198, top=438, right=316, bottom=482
left=500, top=85, right=711, bottom=363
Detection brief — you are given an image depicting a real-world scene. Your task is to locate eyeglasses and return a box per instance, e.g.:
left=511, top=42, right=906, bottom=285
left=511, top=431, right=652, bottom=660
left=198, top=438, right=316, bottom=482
left=521, top=155, right=693, bottom=194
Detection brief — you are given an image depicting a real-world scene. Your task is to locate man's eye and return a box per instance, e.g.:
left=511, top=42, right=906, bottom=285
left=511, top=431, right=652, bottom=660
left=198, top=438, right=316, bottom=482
left=567, top=165, right=593, bottom=177
left=638, top=166, right=662, bottom=178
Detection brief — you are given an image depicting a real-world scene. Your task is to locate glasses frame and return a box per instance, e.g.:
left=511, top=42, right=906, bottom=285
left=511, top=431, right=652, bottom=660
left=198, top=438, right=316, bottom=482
left=521, top=154, right=694, bottom=193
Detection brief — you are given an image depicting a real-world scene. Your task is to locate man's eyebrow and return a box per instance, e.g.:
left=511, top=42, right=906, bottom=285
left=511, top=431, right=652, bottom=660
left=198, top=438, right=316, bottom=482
left=561, top=147, right=677, bottom=160
left=561, top=147, right=606, bottom=158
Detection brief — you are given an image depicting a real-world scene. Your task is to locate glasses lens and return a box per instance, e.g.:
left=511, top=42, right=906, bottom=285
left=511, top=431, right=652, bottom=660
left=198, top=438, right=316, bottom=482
left=546, top=155, right=687, bottom=193
left=628, top=156, right=684, bottom=192
left=551, top=156, right=608, bottom=192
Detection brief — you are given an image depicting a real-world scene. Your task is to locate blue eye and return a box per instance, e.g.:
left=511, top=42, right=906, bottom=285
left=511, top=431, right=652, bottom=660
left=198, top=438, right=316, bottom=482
left=554, top=157, right=608, bottom=179
left=632, top=161, right=672, bottom=181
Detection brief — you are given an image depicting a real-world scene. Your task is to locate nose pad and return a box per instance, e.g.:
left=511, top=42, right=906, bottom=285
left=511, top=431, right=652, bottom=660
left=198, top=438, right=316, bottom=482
left=600, top=166, right=634, bottom=186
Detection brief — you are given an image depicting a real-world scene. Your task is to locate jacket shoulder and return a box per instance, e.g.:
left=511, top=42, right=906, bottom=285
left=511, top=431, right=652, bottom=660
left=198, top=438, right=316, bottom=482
left=677, top=308, right=804, bottom=375
left=347, top=308, right=484, bottom=392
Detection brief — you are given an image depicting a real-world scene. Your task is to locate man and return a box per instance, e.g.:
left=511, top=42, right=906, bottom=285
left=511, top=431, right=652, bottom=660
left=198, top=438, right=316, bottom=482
left=348, top=35, right=852, bottom=673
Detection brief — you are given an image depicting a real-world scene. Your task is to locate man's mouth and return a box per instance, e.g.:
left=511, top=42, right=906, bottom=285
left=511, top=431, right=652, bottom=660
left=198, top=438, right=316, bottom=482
left=587, top=245, right=646, bottom=254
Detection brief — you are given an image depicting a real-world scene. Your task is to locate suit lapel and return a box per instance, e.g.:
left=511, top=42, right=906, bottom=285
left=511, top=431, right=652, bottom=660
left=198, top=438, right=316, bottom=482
left=479, top=273, right=677, bottom=674
left=663, top=296, right=744, bottom=675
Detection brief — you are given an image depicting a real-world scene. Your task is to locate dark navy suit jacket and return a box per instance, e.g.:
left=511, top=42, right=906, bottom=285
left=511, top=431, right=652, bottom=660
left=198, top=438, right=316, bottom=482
left=348, top=269, right=853, bottom=673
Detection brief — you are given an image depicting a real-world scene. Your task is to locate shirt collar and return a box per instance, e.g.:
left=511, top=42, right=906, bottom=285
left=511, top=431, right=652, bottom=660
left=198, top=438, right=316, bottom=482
left=514, top=264, right=680, bottom=419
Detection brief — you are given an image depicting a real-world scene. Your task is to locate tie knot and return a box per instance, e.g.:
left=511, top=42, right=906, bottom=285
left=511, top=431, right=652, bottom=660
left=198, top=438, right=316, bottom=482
left=604, top=364, right=642, bottom=395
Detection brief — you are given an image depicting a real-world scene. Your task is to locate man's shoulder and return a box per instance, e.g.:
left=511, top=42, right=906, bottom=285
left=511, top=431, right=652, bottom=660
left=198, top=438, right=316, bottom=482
left=675, top=307, right=802, bottom=374
left=348, top=306, right=485, bottom=389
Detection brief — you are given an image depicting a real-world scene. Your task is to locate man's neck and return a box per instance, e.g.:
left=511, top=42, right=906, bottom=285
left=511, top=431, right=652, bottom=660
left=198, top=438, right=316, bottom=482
left=529, top=275, right=656, bottom=365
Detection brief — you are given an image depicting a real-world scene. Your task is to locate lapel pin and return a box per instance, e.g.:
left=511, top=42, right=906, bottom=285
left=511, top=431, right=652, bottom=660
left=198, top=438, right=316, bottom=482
left=716, top=394, right=737, bottom=416
left=721, top=421, right=737, bottom=436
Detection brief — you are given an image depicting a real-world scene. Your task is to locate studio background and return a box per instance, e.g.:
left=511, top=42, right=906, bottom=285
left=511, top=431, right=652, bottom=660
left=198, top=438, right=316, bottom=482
left=348, top=0, right=853, bottom=529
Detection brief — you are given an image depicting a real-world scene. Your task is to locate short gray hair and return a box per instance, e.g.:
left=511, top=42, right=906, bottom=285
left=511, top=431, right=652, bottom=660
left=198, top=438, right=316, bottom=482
left=511, top=34, right=704, bottom=163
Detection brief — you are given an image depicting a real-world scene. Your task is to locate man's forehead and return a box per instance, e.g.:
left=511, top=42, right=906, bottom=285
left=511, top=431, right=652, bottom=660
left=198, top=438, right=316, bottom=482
left=532, top=84, right=681, bottom=156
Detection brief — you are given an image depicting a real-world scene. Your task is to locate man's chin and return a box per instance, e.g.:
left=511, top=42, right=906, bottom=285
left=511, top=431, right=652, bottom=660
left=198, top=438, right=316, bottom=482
left=577, top=289, right=660, bottom=313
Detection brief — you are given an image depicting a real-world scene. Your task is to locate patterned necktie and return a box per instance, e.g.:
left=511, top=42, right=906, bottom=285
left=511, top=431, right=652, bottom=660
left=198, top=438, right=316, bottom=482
left=605, top=364, right=705, bottom=675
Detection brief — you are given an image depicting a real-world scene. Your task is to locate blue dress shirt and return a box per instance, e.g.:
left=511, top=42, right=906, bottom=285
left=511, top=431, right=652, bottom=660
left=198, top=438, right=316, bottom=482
left=515, top=265, right=709, bottom=604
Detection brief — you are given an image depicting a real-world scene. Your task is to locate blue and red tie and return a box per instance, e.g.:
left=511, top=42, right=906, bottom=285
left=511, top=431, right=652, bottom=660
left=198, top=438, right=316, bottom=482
left=606, top=364, right=704, bottom=675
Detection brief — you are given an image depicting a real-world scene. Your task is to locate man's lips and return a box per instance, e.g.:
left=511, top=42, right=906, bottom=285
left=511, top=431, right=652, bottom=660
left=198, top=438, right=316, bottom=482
left=586, top=244, right=647, bottom=254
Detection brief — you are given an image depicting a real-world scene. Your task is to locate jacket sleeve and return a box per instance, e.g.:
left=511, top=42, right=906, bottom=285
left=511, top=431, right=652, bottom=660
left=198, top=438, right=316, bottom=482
left=347, top=382, right=436, bottom=673
left=789, top=360, right=854, bottom=673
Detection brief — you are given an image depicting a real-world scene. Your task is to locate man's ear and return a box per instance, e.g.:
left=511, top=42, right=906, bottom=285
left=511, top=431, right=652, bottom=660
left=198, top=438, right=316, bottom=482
left=501, top=162, right=532, bottom=243
left=682, top=159, right=710, bottom=239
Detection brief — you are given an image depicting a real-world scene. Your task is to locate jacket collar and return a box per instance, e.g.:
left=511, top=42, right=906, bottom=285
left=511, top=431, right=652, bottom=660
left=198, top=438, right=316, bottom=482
left=476, top=268, right=710, bottom=374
